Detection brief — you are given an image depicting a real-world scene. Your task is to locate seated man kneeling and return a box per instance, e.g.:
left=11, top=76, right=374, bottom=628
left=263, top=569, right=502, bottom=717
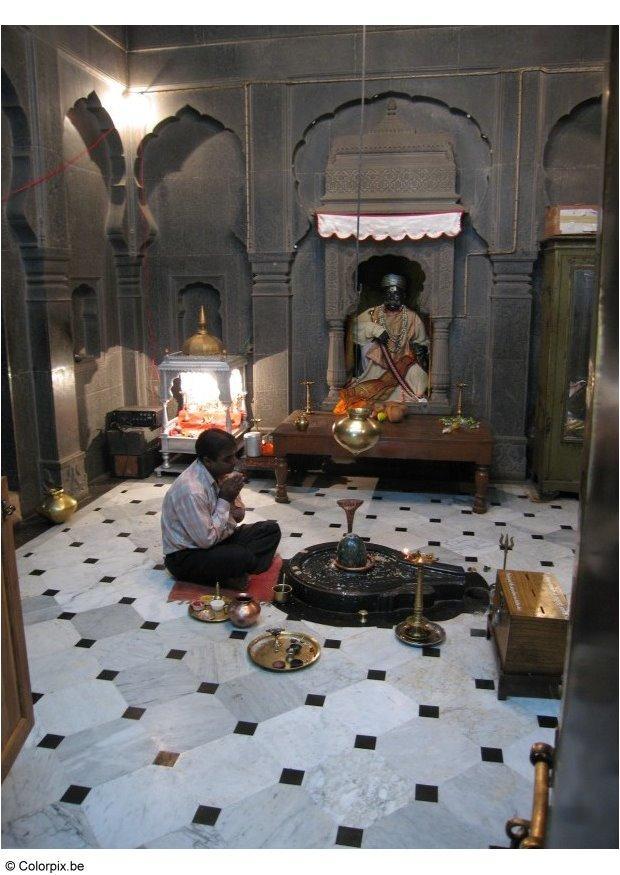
left=162, top=428, right=281, bottom=589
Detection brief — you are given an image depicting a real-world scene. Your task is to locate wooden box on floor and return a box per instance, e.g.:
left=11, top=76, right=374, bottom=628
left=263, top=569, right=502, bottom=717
left=487, top=570, right=569, bottom=700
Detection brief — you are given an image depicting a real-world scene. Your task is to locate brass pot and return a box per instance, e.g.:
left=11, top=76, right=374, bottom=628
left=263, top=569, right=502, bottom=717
left=227, top=593, right=261, bottom=628
left=37, top=487, right=78, bottom=524
left=294, top=412, right=309, bottom=431
left=332, top=407, right=381, bottom=456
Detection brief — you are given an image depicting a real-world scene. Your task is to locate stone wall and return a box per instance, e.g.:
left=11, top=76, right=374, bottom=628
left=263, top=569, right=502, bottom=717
left=1, top=25, right=609, bottom=512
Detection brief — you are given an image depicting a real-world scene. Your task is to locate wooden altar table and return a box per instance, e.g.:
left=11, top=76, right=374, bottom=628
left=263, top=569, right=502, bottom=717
left=272, top=411, right=493, bottom=513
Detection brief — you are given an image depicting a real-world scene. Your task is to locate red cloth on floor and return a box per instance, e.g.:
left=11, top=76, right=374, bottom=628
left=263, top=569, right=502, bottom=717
left=167, top=554, right=283, bottom=604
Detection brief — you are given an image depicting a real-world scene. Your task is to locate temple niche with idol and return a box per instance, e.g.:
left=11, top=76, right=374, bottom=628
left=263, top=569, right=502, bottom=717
left=1, top=24, right=616, bottom=854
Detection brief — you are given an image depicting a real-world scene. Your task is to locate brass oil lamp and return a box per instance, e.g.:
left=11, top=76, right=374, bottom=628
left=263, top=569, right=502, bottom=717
left=396, top=550, right=446, bottom=646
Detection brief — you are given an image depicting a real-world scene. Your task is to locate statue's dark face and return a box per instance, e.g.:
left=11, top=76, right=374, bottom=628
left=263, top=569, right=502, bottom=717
left=383, top=284, right=404, bottom=311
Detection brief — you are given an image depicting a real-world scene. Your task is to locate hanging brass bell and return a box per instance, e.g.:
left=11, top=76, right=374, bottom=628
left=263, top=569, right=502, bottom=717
left=332, top=406, right=381, bottom=455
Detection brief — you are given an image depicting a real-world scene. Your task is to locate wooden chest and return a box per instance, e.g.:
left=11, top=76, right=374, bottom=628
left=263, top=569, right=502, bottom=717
left=488, top=570, right=569, bottom=698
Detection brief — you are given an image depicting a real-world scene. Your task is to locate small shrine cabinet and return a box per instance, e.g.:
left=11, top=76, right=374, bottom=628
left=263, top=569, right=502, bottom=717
left=532, top=236, right=597, bottom=495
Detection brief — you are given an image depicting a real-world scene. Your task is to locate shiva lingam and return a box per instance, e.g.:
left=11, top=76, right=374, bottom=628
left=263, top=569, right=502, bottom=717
left=282, top=498, right=490, bottom=625
left=396, top=551, right=446, bottom=646
left=334, top=499, right=373, bottom=572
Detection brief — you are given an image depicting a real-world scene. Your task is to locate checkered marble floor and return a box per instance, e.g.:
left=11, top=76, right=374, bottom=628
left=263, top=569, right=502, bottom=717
left=2, top=473, right=578, bottom=849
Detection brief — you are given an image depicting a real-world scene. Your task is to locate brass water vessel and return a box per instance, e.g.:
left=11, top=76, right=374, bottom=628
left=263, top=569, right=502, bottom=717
left=332, top=407, right=381, bottom=456
left=37, top=486, right=78, bottom=524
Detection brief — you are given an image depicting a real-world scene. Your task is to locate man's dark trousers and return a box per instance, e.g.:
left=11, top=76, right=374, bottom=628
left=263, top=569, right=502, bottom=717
left=165, top=520, right=281, bottom=586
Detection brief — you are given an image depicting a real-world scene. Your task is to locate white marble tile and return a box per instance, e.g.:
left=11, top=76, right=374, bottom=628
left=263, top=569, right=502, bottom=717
left=114, top=657, right=200, bottom=708
left=378, top=717, right=481, bottom=784
left=339, top=627, right=421, bottom=671
left=216, top=669, right=309, bottom=722
left=28, top=647, right=101, bottom=693
left=254, top=704, right=355, bottom=771
left=21, top=595, right=62, bottom=626
left=139, top=692, right=237, bottom=751
left=34, top=679, right=128, bottom=735
left=304, top=749, right=414, bottom=828
left=441, top=761, right=533, bottom=845
left=1, top=748, right=68, bottom=825
left=182, top=640, right=255, bottom=684
left=90, top=627, right=168, bottom=672
left=216, top=783, right=337, bottom=848
left=321, top=679, right=419, bottom=735
left=24, top=618, right=80, bottom=660
left=81, top=764, right=198, bottom=848
left=143, top=824, right=227, bottom=849
left=70, top=603, right=145, bottom=640
left=362, top=800, right=491, bottom=849
left=1, top=803, right=100, bottom=849
left=175, top=733, right=282, bottom=807
left=57, top=719, right=158, bottom=786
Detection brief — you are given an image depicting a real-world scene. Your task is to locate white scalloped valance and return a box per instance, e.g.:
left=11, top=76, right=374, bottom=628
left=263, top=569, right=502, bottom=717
left=316, top=210, right=464, bottom=241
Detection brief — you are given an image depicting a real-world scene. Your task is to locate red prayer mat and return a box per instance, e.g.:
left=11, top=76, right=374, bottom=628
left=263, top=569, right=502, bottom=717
left=167, top=554, right=283, bottom=604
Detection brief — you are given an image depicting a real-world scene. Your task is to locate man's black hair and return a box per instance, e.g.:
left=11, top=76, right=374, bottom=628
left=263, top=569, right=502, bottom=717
left=195, top=428, right=236, bottom=460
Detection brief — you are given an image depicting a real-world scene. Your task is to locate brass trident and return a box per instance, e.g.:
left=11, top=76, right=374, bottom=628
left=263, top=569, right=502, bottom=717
left=499, top=534, right=515, bottom=570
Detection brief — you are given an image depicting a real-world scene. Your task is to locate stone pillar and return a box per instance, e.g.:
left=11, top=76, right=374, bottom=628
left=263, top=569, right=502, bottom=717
left=429, top=317, right=452, bottom=412
left=22, top=247, right=88, bottom=499
left=115, top=254, right=148, bottom=405
left=250, top=252, right=293, bottom=425
left=489, top=254, right=536, bottom=479
left=325, top=318, right=347, bottom=405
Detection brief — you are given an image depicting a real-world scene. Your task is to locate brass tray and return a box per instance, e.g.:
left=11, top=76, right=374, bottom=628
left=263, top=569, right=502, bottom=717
left=395, top=619, right=446, bottom=647
left=188, top=594, right=232, bottom=623
left=247, top=628, right=321, bottom=672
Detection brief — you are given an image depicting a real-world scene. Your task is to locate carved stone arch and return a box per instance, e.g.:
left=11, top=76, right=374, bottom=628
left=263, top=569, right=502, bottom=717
left=543, top=95, right=603, bottom=205
left=135, top=105, right=237, bottom=254
left=1, top=67, right=37, bottom=246
left=66, top=91, right=128, bottom=253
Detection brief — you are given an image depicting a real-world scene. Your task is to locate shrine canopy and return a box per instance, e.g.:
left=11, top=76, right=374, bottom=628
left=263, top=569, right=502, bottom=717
left=316, top=208, right=465, bottom=242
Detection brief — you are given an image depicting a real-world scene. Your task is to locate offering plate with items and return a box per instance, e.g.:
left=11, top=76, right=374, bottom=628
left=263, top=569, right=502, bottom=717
left=188, top=584, right=232, bottom=623
left=281, top=498, right=489, bottom=626
left=247, top=627, right=321, bottom=672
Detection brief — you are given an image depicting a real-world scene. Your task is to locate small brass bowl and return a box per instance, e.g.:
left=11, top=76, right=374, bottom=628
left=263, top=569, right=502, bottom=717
left=273, top=583, right=293, bottom=603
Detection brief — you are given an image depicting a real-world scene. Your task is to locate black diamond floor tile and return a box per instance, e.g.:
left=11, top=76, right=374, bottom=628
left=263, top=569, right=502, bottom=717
left=60, top=785, right=91, bottom=805
left=153, top=564, right=166, bottom=571
left=193, top=805, right=222, bottom=826
left=561, top=525, right=573, bottom=530
left=540, top=561, right=554, bottom=567
left=289, top=532, right=303, bottom=538
left=102, top=519, right=115, bottom=524
left=303, top=511, right=315, bottom=516
left=198, top=682, right=219, bottom=694
left=329, top=523, right=342, bottom=528
left=234, top=721, right=257, bottom=736
left=415, top=783, right=438, bottom=803
left=481, top=746, right=504, bottom=763
left=422, top=647, right=440, bottom=657
left=153, top=751, right=179, bottom=767
left=75, top=639, right=96, bottom=649
left=336, top=825, right=363, bottom=848
left=464, top=556, right=478, bottom=563
left=32, top=692, right=43, bottom=704
left=461, top=510, right=472, bottom=515
left=305, top=694, right=325, bottom=707
left=524, top=513, right=535, bottom=518
left=97, top=670, right=119, bottom=681
left=130, top=499, right=142, bottom=504
left=229, top=630, right=248, bottom=640
left=494, top=521, right=507, bottom=527
left=462, top=531, right=475, bottom=536
left=145, top=511, right=157, bottom=516
left=470, top=629, right=486, bottom=638
left=279, top=767, right=305, bottom=785
left=367, top=670, right=386, bottom=681
left=366, top=514, right=377, bottom=519
left=38, top=733, right=64, bottom=750
left=141, top=621, right=159, bottom=630
left=475, top=678, right=495, bottom=690
left=399, top=506, right=410, bottom=511
left=419, top=705, right=439, bottom=718
left=69, top=542, right=83, bottom=547
left=118, top=597, right=136, bottom=604
left=429, top=518, right=441, bottom=523
left=395, top=527, right=407, bottom=532
left=29, top=570, right=46, bottom=576
left=428, top=541, right=441, bottom=546
left=42, top=589, right=59, bottom=596
left=100, top=576, right=116, bottom=583
left=166, top=649, right=186, bottom=660
left=537, top=715, right=559, bottom=729
left=122, top=707, right=145, bottom=720
left=134, top=547, right=148, bottom=553
left=354, top=734, right=376, bottom=750
left=58, top=612, right=75, bottom=620
left=531, top=534, right=544, bottom=540
left=83, top=558, right=99, bottom=564
left=324, top=639, right=341, bottom=649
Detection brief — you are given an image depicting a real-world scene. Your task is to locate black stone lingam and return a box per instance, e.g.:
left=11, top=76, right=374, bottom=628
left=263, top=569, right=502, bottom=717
left=281, top=498, right=489, bottom=626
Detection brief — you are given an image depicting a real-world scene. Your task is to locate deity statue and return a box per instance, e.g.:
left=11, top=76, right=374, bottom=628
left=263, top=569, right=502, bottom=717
left=334, top=273, right=430, bottom=413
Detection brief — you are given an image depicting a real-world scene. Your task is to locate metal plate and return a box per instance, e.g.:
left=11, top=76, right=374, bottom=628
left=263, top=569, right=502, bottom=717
left=395, top=619, right=446, bottom=647
left=188, top=594, right=233, bottom=623
left=247, top=629, right=321, bottom=672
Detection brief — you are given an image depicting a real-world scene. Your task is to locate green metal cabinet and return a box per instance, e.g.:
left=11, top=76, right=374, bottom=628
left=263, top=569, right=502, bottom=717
left=533, top=237, right=597, bottom=495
